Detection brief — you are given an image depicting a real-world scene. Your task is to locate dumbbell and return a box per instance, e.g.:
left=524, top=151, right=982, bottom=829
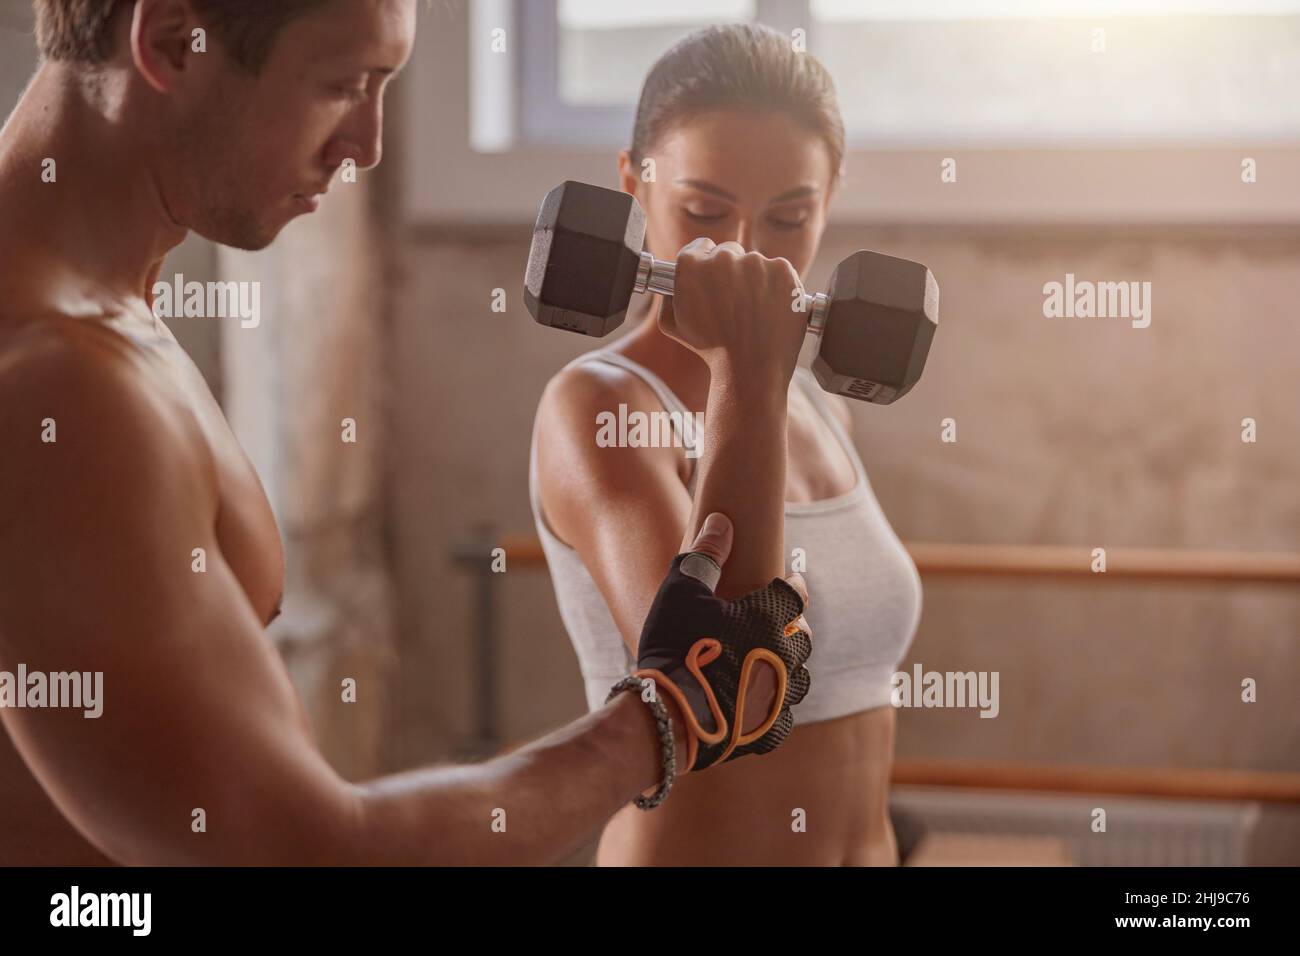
left=523, top=180, right=939, bottom=404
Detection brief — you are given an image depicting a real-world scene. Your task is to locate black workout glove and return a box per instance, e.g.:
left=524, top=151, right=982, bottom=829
left=634, top=551, right=812, bottom=772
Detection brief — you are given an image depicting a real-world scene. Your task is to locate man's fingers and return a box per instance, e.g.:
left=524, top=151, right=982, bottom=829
left=680, top=512, right=733, bottom=592
left=782, top=572, right=809, bottom=611
left=688, top=512, right=733, bottom=565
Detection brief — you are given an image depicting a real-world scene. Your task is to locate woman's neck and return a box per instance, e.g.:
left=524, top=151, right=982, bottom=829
left=620, top=306, right=713, bottom=411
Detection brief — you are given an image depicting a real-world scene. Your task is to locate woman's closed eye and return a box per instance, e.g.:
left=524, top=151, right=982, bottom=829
left=683, top=206, right=728, bottom=223
left=766, top=204, right=812, bottom=231
left=767, top=214, right=808, bottom=232
left=682, top=207, right=810, bottom=231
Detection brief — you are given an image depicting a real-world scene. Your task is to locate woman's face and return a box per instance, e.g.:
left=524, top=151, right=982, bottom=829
left=619, top=109, right=836, bottom=278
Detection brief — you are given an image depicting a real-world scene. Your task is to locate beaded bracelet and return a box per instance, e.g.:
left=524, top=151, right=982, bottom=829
left=606, top=675, right=677, bottom=810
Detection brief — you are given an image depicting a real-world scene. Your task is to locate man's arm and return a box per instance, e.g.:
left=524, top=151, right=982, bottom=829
left=0, top=340, right=666, bottom=865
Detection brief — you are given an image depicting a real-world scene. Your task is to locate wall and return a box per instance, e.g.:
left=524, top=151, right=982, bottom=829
left=387, top=222, right=1300, bottom=780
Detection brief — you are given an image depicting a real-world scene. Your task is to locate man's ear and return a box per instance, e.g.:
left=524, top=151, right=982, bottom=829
left=129, top=0, right=202, bottom=94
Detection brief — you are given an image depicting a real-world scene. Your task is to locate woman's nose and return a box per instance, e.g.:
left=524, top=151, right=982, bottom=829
left=731, top=219, right=754, bottom=251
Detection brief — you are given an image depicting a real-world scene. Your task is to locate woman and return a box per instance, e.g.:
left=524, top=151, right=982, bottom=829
left=530, top=23, right=922, bottom=865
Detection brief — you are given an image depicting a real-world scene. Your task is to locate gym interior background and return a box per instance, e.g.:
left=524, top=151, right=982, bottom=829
left=2, top=0, right=1296, bottom=865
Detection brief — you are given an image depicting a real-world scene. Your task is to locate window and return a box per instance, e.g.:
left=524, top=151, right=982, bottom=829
left=509, top=0, right=765, bottom=148
left=410, top=1, right=1299, bottom=223
left=497, top=0, right=1300, bottom=149
left=810, top=0, right=1300, bottom=145
left=557, top=0, right=756, bottom=106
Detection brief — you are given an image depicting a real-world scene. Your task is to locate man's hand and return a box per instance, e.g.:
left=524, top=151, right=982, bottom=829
left=634, top=513, right=812, bottom=774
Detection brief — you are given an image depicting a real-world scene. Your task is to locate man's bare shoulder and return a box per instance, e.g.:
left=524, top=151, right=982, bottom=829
left=0, top=317, right=214, bottom=517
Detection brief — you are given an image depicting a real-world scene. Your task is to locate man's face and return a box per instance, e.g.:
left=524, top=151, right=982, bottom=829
left=165, top=0, right=416, bottom=250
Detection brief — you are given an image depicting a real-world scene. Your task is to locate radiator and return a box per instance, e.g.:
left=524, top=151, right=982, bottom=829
left=891, top=785, right=1262, bottom=866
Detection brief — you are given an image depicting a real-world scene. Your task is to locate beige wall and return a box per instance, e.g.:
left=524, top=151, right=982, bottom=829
left=386, top=6, right=1299, bottom=797
left=386, top=223, right=1300, bottom=777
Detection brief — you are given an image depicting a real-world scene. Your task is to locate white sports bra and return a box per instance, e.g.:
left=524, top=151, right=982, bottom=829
left=528, top=349, right=923, bottom=725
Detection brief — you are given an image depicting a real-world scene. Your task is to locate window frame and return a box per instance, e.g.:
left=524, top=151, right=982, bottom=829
left=517, top=0, right=808, bottom=147
left=401, top=0, right=1300, bottom=225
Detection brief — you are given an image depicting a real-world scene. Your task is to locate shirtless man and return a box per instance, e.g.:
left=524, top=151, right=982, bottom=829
left=0, top=0, right=813, bottom=864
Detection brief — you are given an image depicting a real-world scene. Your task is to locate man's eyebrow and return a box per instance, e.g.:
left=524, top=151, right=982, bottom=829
left=312, top=52, right=405, bottom=76
left=674, top=179, right=820, bottom=204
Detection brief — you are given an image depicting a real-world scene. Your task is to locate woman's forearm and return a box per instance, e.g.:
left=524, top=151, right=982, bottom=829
left=682, top=357, right=790, bottom=599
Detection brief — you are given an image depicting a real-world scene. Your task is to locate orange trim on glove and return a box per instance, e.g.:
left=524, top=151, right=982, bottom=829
left=635, top=639, right=791, bottom=771
left=634, top=637, right=730, bottom=772
left=715, top=648, right=789, bottom=763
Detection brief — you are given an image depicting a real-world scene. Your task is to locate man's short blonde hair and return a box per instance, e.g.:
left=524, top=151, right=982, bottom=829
left=33, top=0, right=333, bottom=71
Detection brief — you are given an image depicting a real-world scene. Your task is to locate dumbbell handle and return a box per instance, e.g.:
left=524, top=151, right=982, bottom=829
left=633, top=251, right=830, bottom=336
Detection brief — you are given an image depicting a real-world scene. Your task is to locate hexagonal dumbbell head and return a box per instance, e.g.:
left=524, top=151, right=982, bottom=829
left=811, top=250, right=939, bottom=404
left=523, top=181, right=647, bottom=337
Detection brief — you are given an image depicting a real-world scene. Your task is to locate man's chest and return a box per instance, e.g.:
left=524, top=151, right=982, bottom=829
left=145, top=328, right=286, bottom=626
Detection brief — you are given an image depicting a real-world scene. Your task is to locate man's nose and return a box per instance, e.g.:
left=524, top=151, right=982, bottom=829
left=326, top=102, right=385, bottom=171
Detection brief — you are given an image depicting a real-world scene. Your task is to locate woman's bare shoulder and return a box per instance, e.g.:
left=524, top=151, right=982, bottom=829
left=535, top=353, right=678, bottom=450
left=534, top=355, right=690, bottom=534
